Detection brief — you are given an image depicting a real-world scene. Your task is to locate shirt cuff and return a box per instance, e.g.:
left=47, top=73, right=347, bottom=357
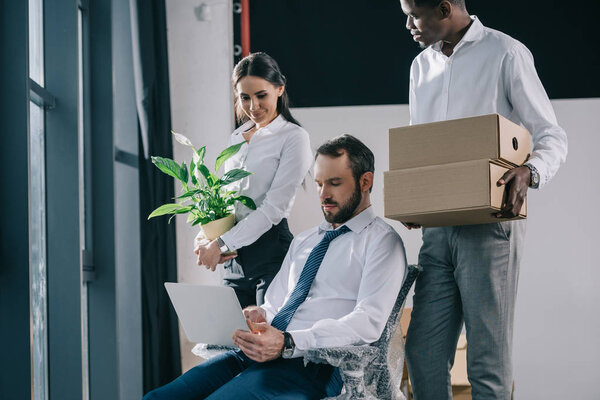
left=525, top=157, right=547, bottom=188
left=219, top=230, right=237, bottom=251
left=287, top=330, right=313, bottom=358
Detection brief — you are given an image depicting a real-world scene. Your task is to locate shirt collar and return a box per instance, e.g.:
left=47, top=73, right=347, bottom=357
left=234, top=114, right=286, bottom=136
left=318, top=205, right=376, bottom=234
left=431, top=15, right=484, bottom=53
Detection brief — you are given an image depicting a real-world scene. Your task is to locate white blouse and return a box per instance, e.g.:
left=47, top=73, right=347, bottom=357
left=217, top=115, right=313, bottom=251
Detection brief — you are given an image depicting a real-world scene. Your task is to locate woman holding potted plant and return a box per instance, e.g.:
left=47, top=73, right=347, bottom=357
left=195, top=52, right=313, bottom=308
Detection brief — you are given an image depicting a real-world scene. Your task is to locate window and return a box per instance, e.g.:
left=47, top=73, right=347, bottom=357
left=28, top=0, right=49, bottom=398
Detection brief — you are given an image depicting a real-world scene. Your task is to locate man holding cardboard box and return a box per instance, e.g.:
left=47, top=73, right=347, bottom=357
left=398, top=0, right=568, bottom=399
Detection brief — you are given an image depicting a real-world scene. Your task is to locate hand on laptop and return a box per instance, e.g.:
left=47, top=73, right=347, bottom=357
left=232, top=323, right=285, bottom=363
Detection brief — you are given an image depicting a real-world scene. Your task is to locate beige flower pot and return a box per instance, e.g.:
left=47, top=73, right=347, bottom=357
left=200, top=213, right=236, bottom=241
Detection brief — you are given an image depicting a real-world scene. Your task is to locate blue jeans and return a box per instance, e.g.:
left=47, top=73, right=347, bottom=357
left=143, top=350, right=343, bottom=399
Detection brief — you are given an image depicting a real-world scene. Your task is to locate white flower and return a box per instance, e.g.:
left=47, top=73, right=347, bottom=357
left=172, top=131, right=194, bottom=147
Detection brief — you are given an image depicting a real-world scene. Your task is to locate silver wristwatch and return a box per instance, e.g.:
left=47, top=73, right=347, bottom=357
left=281, top=331, right=295, bottom=358
left=525, top=163, right=540, bottom=189
left=216, top=236, right=230, bottom=254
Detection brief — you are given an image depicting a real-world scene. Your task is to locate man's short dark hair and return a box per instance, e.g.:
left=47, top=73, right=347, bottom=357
left=316, top=134, right=375, bottom=192
left=414, top=0, right=465, bottom=9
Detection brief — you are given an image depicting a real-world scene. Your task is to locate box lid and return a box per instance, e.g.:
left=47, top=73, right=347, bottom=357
left=388, top=114, right=531, bottom=170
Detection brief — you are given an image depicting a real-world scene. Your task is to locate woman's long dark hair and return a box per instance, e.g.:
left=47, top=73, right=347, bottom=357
left=232, top=52, right=301, bottom=127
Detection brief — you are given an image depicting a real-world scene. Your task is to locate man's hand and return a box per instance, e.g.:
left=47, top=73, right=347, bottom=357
left=496, top=165, right=530, bottom=218
left=195, top=239, right=236, bottom=271
left=402, top=222, right=422, bottom=230
left=243, top=306, right=267, bottom=333
left=233, top=323, right=284, bottom=363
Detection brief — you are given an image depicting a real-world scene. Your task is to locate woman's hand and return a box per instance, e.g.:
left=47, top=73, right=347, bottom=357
left=193, top=231, right=207, bottom=255
left=196, top=239, right=236, bottom=271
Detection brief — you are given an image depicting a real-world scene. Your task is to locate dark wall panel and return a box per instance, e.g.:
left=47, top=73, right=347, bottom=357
left=248, top=0, right=600, bottom=107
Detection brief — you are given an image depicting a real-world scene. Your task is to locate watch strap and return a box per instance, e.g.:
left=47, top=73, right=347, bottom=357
left=525, top=163, right=540, bottom=188
left=216, top=236, right=230, bottom=254
left=282, top=331, right=295, bottom=358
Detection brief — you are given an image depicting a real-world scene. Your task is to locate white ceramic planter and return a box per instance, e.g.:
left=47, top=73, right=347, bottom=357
left=200, top=213, right=235, bottom=241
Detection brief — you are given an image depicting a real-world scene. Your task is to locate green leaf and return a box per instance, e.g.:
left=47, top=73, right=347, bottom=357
left=191, top=217, right=203, bottom=226
left=152, top=157, right=182, bottom=182
left=172, top=131, right=194, bottom=147
left=172, top=205, right=194, bottom=215
left=197, top=163, right=211, bottom=182
left=196, top=146, right=206, bottom=164
left=175, top=189, right=202, bottom=199
left=179, top=162, right=189, bottom=184
left=148, top=203, right=185, bottom=219
left=219, top=169, right=252, bottom=185
left=209, top=173, right=219, bottom=186
left=234, top=195, right=257, bottom=210
left=215, top=142, right=245, bottom=172
left=190, top=159, right=198, bottom=186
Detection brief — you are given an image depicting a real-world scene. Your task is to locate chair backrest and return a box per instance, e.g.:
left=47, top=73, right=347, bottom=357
left=372, top=264, right=421, bottom=350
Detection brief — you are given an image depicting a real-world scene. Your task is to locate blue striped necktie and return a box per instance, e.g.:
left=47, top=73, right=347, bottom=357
left=271, top=225, right=351, bottom=331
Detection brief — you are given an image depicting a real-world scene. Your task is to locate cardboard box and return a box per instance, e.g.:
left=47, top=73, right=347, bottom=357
left=451, top=335, right=469, bottom=386
left=384, top=159, right=526, bottom=227
left=389, top=114, right=530, bottom=170
left=452, top=386, right=472, bottom=400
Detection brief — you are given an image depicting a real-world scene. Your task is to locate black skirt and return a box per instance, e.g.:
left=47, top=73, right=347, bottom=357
left=223, top=219, right=293, bottom=308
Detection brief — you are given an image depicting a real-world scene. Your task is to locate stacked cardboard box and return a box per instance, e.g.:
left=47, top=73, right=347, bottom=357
left=384, top=114, right=530, bottom=227
left=450, top=335, right=471, bottom=399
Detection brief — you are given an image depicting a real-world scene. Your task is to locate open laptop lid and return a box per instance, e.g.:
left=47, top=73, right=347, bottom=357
left=164, top=283, right=248, bottom=346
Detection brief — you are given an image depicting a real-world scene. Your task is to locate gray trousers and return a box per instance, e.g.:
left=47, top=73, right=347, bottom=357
left=406, top=220, right=526, bottom=400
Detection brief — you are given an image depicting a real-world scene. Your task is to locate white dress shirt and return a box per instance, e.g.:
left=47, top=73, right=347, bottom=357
left=218, top=115, right=313, bottom=251
left=409, top=16, right=567, bottom=188
left=261, top=206, right=407, bottom=357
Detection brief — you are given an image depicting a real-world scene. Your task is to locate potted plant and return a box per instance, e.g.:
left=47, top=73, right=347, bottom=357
left=148, top=132, right=256, bottom=241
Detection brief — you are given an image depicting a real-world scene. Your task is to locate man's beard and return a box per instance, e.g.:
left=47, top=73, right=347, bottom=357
left=322, top=183, right=362, bottom=224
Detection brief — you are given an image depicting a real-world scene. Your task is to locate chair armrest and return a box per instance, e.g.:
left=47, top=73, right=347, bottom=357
left=303, top=346, right=379, bottom=369
left=192, top=343, right=237, bottom=359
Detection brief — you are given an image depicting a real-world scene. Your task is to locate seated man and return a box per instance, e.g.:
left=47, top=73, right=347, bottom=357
left=143, top=134, right=407, bottom=400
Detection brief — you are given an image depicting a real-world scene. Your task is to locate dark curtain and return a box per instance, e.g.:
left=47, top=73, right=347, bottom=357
left=130, top=0, right=181, bottom=393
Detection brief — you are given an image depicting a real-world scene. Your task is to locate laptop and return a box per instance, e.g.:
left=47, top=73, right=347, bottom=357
left=164, top=283, right=249, bottom=346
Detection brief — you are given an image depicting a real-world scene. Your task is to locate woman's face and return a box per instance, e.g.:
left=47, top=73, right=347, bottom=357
left=236, top=75, right=284, bottom=127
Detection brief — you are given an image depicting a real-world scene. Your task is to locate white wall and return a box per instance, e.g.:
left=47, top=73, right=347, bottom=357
left=166, top=3, right=600, bottom=395
left=513, top=98, right=600, bottom=399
